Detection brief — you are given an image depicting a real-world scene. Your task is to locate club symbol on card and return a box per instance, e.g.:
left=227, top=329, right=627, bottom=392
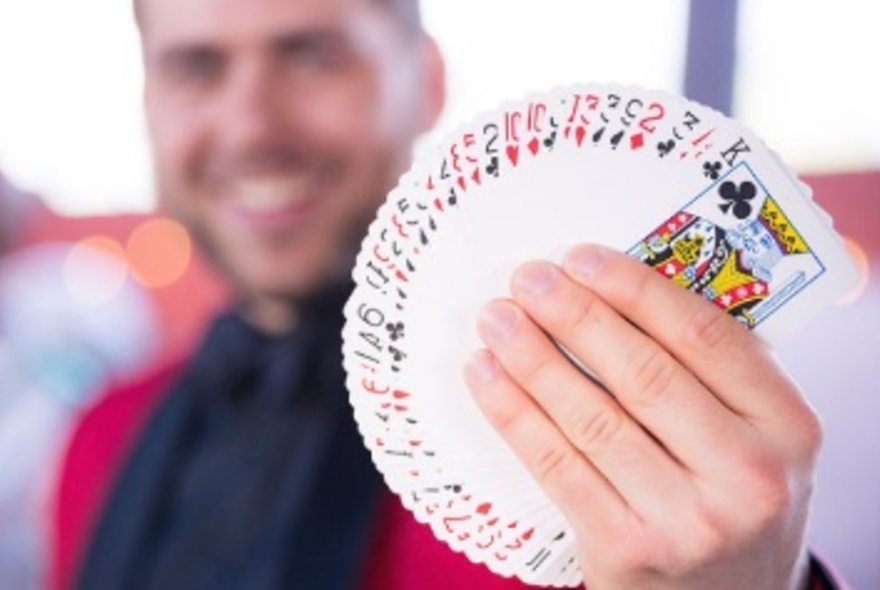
left=485, top=156, right=499, bottom=178
left=703, top=161, right=723, bottom=180
left=609, top=130, right=625, bottom=150
left=543, top=131, right=557, bottom=150
left=388, top=345, right=407, bottom=371
left=718, top=180, right=757, bottom=219
left=657, top=140, right=676, bottom=157
left=386, top=321, right=405, bottom=341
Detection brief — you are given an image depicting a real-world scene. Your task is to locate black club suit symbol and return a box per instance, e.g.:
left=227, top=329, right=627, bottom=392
left=486, top=156, right=499, bottom=177
left=718, top=180, right=757, bottom=220
left=703, top=161, right=722, bottom=180
left=657, top=140, right=675, bottom=157
left=386, top=322, right=405, bottom=341
left=388, top=346, right=406, bottom=363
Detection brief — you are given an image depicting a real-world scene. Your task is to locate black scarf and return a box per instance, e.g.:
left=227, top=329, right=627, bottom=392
left=78, top=287, right=383, bottom=590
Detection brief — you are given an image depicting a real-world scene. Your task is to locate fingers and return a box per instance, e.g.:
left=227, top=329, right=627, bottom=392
left=561, top=245, right=819, bottom=440
left=463, top=349, right=630, bottom=537
left=560, top=244, right=823, bottom=459
left=463, top=246, right=822, bottom=589
left=469, top=299, right=693, bottom=523
left=507, top=260, right=754, bottom=476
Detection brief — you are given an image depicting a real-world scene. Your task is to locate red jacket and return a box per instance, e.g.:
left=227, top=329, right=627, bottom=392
left=50, top=357, right=534, bottom=590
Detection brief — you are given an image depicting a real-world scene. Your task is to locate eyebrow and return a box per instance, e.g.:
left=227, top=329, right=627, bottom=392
left=146, top=40, right=220, bottom=76
left=271, top=29, right=349, bottom=52
left=150, top=28, right=351, bottom=67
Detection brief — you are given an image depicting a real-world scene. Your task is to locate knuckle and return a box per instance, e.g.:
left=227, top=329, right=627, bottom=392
left=627, top=344, right=677, bottom=406
left=608, top=546, right=653, bottom=578
left=751, top=475, right=792, bottom=525
left=598, top=529, right=654, bottom=574
left=662, top=499, right=742, bottom=574
left=570, top=406, right=623, bottom=452
left=618, top=264, right=654, bottom=311
left=764, top=358, right=825, bottom=460
left=790, top=406, right=824, bottom=459
left=515, top=349, right=557, bottom=393
left=534, top=442, right=580, bottom=486
left=676, top=518, right=731, bottom=572
left=684, top=301, right=734, bottom=354
left=604, top=533, right=681, bottom=581
left=480, top=394, right=526, bottom=440
left=736, top=459, right=793, bottom=530
left=564, top=286, right=603, bottom=335
left=487, top=400, right=520, bottom=435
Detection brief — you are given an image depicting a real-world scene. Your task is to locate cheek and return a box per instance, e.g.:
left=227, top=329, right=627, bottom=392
left=149, top=104, right=208, bottom=186
left=295, top=75, right=397, bottom=150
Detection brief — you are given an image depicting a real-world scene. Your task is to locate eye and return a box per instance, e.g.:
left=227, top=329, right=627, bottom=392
left=277, top=33, right=350, bottom=72
left=162, top=48, right=224, bottom=88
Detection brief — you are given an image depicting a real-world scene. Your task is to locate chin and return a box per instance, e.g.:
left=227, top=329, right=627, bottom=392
left=218, top=230, right=359, bottom=306
left=245, top=263, right=348, bottom=303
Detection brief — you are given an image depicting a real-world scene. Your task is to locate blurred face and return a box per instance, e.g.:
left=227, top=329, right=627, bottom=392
left=140, top=0, right=443, bottom=331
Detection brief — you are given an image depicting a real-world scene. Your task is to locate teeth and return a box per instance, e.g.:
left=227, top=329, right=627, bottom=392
left=231, top=177, right=310, bottom=213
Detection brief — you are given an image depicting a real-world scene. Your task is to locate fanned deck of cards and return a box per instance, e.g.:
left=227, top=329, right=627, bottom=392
left=341, top=84, right=858, bottom=587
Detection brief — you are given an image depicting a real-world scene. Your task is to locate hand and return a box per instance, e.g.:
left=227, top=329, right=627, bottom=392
left=463, top=244, right=820, bottom=590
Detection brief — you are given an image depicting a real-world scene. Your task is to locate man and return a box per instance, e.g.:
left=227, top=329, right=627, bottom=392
left=52, top=0, right=843, bottom=588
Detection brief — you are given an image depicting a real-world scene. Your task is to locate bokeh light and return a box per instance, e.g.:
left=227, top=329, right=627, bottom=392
left=62, top=236, right=129, bottom=306
left=836, top=237, right=871, bottom=306
left=126, top=218, right=192, bottom=289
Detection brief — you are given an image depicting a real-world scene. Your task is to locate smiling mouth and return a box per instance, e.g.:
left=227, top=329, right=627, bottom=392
left=217, top=173, right=327, bottom=230
left=229, top=175, right=315, bottom=212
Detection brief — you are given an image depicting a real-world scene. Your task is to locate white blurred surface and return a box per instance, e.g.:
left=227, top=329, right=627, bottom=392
left=736, top=0, right=880, bottom=174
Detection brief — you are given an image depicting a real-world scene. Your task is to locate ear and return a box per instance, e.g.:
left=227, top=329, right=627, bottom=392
left=415, top=34, right=446, bottom=134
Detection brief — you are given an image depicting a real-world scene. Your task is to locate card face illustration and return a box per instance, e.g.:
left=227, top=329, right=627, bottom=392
left=629, top=162, right=824, bottom=329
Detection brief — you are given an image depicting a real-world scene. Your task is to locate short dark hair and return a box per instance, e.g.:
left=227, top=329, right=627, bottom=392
left=133, top=0, right=423, bottom=37
left=379, top=0, right=422, bottom=37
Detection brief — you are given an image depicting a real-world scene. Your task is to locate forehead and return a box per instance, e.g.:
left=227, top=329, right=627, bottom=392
left=139, top=0, right=394, bottom=49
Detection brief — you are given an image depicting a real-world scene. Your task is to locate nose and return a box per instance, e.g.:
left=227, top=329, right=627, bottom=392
left=215, top=59, right=290, bottom=158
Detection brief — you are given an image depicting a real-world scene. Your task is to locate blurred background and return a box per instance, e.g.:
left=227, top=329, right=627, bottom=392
left=0, top=0, right=877, bottom=588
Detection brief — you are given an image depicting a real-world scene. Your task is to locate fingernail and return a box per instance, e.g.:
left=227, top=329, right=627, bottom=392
left=464, top=350, right=499, bottom=385
left=565, top=245, right=607, bottom=282
left=477, top=300, right=519, bottom=347
left=512, top=262, right=558, bottom=298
